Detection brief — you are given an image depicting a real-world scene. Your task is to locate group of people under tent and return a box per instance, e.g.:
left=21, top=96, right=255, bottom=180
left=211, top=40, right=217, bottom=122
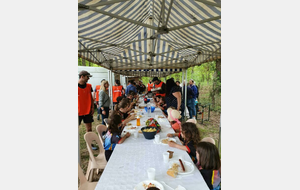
left=78, top=70, right=220, bottom=190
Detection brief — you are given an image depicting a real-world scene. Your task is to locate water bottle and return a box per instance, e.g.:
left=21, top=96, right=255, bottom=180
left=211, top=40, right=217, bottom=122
left=147, top=104, right=151, bottom=117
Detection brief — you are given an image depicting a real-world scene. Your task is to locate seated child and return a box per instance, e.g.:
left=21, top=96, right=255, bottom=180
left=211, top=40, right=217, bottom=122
left=103, top=113, right=131, bottom=162
left=196, top=142, right=221, bottom=190
left=157, top=96, right=167, bottom=115
left=167, top=108, right=181, bottom=133
left=114, top=96, right=124, bottom=111
left=113, top=99, right=136, bottom=128
left=154, top=95, right=161, bottom=105
left=167, top=122, right=201, bottom=164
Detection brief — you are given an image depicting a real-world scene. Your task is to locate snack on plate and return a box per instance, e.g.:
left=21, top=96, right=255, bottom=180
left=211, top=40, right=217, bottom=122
left=167, top=163, right=179, bottom=178
left=138, top=130, right=142, bottom=133
left=143, top=183, right=158, bottom=189
left=127, top=123, right=132, bottom=126
left=158, top=116, right=164, bottom=118
left=179, top=159, right=185, bottom=172
left=161, top=139, right=169, bottom=144
left=128, top=126, right=136, bottom=129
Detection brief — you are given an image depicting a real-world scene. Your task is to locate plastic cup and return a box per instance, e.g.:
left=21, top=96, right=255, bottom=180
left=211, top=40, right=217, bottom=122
left=154, top=134, right=160, bottom=143
left=147, top=168, right=155, bottom=180
left=163, top=152, right=170, bottom=163
left=151, top=106, right=155, bottom=112
left=134, top=131, right=138, bottom=138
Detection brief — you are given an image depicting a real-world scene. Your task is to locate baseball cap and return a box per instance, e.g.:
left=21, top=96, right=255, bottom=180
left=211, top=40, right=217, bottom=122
left=152, top=77, right=159, bottom=82
left=79, top=70, right=92, bottom=77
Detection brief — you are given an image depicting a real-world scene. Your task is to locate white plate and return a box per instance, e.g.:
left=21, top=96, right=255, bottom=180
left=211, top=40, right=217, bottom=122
left=168, top=160, right=195, bottom=175
left=160, top=138, right=176, bottom=145
left=134, top=180, right=164, bottom=190
left=124, top=125, right=137, bottom=131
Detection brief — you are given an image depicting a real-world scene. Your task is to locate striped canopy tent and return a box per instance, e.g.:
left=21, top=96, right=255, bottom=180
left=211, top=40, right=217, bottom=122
left=78, top=0, right=221, bottom=77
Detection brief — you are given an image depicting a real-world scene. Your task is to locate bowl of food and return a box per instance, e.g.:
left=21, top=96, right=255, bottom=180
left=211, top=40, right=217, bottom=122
left=141, top=127, right=157, bottom=140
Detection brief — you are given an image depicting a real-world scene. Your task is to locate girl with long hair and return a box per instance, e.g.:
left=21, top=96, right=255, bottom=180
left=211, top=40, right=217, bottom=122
left=103, top=113, right=130, bottom=161
left=196, top=142, right=221, bottom=190
left=167, top=122, right=201, bottom=164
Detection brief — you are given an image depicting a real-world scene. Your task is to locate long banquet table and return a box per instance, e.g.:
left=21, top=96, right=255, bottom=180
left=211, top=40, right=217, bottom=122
left=95, top=100, right=209, bottom=190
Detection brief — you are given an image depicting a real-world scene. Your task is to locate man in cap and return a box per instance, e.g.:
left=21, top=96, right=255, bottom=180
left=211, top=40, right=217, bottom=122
left=78, top=70, right=98, bottom=150
left=78, top=70, right=94, bottom=131
left=152, top=77, right=166, bottom=97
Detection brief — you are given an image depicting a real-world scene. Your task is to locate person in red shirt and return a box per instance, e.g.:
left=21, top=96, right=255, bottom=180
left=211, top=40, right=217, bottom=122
left=78, top=70, right=94, bottom=132
left=152, top=77, right=166, bottom=97
left=146, top=79, right=153, bottom=95
left=112, top=79, right=124, bottom=109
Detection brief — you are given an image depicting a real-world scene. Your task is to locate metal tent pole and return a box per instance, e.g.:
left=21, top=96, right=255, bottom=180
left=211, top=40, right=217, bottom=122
left=184, top=69, right=188, bottom=120
left=219, top=114, right=221, bottom=154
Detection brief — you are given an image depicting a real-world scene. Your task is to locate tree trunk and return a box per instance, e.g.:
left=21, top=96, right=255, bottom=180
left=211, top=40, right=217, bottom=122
left=210, top=59, right=221, bottom=110
left=82, top=58, right=86, bottom=66
left=216, top=59, right=221, bottom=82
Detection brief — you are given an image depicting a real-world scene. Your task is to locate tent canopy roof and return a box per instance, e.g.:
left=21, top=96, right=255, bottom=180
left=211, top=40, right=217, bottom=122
left=78, top=0, right=221, bottom=77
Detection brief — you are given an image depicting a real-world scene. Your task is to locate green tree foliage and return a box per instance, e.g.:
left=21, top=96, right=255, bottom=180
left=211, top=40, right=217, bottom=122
left=78, top=58, right=101, bottom=67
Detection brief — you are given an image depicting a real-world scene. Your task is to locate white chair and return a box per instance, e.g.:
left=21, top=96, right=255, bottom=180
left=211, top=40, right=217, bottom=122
left=201, top=137, right=216, bottom=145
left=103, top=118, right=110, bottom=128
left=84, top=132, right=107, bottom=181
left=78, top=164, right=97, bottom=190
left=96, top=124, right=107, bottom=146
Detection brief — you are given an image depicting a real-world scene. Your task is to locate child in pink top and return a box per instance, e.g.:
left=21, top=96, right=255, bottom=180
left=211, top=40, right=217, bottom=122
left=167, top=108, right=181, bottom=133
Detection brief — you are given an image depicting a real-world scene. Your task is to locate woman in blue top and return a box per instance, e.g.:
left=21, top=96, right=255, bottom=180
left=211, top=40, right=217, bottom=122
left=103, top=112, right=131, bottom=162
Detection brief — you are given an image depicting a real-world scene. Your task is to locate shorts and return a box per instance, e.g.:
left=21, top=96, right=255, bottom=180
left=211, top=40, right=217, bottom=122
left=78, top=114, right=94, bottom=125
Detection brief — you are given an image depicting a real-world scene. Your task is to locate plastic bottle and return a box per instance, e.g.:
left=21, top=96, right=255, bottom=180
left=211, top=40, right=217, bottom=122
left=136, top=116, right=141, bottom=126
left=147, top=104, right=151, bottom=117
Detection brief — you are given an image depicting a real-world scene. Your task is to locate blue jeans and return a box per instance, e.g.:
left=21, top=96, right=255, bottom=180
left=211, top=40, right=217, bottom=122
left=101, top=107, right=109, bottom=125
left=187, top=98, right=196, bottom=118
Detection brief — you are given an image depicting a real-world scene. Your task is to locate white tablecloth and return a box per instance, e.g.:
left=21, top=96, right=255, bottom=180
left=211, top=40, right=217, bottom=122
left=95, top=102, right=209, bottom=190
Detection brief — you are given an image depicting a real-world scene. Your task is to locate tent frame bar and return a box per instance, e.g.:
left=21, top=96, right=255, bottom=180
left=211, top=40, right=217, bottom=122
left=194, top=0, right=221, bottom=8
left=168, top=16, right=221, bottom=32
left=78, top=3, right=157, bottom=30
left=90, top=0, right=131, bottom=7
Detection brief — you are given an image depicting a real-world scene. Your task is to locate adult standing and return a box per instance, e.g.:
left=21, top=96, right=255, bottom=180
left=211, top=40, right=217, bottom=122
left=99, top=80, right=111, bottom=125
left=165, top=78, right=182, bottom=111
left=146, top=79, right=154, bottom=96
left=137, top=81, right=146, bottom=94
left=78, top=70, right=94, bottom=132
left=152, top=77, right=166, bottom=97
left=125, top=80, right=137, bottom=96
left=112, top=79, right=124, bottom=109
left=188, top=79, right=198, bottom=120
left=94, top=79, right=105, bottom=120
